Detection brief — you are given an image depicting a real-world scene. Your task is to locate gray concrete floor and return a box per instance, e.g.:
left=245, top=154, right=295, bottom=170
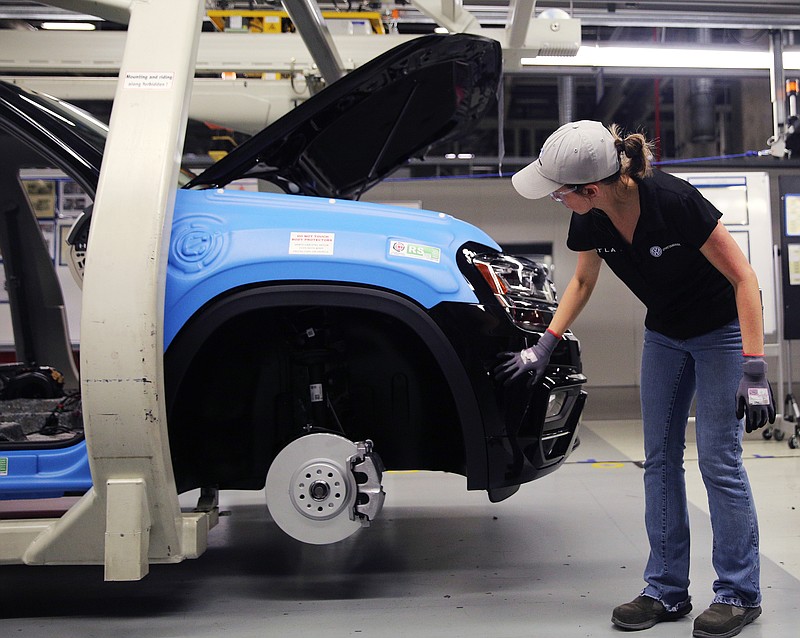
left=2, top=393, right=799, bottom=637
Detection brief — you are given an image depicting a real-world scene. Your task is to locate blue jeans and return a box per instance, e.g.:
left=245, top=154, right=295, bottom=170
left=639, top=320, right=761, bottom=610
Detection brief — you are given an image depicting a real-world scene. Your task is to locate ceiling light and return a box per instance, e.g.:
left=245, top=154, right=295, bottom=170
left=521, top=46, right=800, bottom=71
left=41, top=22, right=96, bottom=31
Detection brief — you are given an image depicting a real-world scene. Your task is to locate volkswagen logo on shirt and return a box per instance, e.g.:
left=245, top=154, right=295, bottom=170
left=649, top=243, right=681, bottom=258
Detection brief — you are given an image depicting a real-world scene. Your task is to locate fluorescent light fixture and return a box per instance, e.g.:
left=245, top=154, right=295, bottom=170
left=433, top=27, right=449, bottom=34
left=521, top=46, right=800, bottom=71
left=41, top=22, right=96, bottom=31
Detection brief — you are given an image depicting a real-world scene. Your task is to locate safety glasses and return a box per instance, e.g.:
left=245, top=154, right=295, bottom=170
left=549, top=186, right=578, bottom=203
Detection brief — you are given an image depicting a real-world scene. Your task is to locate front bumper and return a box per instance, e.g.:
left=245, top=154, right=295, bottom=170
left=487, top=363, right=586, bottom=496
left=431, top=300, right=587, bottom=497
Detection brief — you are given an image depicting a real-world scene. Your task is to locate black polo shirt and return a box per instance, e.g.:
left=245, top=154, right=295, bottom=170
left=566, top=169, right=738, bottom=339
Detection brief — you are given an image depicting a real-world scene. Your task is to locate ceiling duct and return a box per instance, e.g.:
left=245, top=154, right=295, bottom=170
left=690, top=28, right=715, bottom=142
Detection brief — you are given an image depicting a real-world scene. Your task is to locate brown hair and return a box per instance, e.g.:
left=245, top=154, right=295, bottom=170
left=608, top=123, right=654, bottom=181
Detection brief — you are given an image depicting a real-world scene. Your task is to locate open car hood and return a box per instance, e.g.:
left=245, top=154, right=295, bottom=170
left=186, top=33, right=502, bottom=199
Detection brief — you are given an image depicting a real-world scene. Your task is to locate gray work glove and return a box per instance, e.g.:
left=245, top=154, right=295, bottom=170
left=735, top=356, right=776, bottom=433
left=494, top=329, right=560, bottom=387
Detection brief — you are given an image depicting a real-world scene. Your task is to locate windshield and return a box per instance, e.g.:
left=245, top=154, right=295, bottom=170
left=19, top=88, right=109, bottom=151
left=4, top=82, right=195, bottom=188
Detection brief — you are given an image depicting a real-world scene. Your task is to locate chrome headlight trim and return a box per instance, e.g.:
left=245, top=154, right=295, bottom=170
left=471, top=252, right=558, bottom=330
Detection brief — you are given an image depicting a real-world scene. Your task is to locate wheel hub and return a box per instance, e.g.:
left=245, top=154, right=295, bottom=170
left=291, top=461, right=349, bottom=520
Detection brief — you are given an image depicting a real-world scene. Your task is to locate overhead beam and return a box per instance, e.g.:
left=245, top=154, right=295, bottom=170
left=0, top=30, right=417, bottom=75
left=38, top=0, right=133, bottom=25
left=281, top=0, right=344, bottom=84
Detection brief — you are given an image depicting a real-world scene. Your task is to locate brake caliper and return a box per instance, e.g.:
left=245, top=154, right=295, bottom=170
left=350, top=439, right=385, bottom=526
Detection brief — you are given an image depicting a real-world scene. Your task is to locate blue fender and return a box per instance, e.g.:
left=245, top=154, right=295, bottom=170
left=164, top=189, right=499, bottom=347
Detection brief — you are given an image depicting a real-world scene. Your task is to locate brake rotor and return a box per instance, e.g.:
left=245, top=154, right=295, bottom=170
left=265, top=432, right=361, bottom=545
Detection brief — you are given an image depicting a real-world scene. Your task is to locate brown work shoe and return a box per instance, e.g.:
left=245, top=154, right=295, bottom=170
left=612, top=595, right=692, bottom=631
left=692, top=603, right=762, bottom=638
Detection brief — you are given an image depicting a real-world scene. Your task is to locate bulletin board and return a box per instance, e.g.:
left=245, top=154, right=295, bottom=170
left=672, top=171, right=776, bottom=336
left=779, top=175, right=800, bottom=339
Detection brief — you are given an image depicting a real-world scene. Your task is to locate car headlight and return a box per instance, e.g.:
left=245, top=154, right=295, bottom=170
left=472, top=253, right=557, bottom=330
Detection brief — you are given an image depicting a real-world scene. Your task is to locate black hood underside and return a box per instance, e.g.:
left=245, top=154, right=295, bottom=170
left=186, top=33, right=502, bottom=200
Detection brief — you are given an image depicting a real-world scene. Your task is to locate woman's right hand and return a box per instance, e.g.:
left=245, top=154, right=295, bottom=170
left=494, top=329, right=560, bottom=387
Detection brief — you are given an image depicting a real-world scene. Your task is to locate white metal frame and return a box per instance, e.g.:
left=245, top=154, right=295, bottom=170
left=0, top=0, right=216, bottom=581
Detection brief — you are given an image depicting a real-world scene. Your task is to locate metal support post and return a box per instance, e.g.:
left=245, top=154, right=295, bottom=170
left=770, top=30, right=786, bottom=146
left=1, top=0, right=211, bottom=579
left=104, top=479, right=151, bottom=581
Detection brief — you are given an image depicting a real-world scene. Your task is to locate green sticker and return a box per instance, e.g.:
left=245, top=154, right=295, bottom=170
left=0, top=457, right=7, bottom=476
left=389, top=240, right=441, bottom=263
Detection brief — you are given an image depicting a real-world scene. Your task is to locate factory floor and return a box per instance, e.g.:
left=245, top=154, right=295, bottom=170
left=2, top=387, right=799, bottom=637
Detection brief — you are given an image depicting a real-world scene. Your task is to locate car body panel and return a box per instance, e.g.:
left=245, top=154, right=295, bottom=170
left=164, top=188, right=499, bottom=347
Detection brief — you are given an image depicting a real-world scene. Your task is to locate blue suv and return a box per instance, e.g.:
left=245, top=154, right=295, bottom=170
left=0, top=34, right=585, bottom=544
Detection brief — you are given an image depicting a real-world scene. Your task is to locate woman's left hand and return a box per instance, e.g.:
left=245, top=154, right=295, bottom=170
left=735, top=356, right=776, bottom=432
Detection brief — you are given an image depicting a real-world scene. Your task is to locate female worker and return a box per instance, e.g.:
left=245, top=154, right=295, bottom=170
left=495, top=120, right=775, bottom=638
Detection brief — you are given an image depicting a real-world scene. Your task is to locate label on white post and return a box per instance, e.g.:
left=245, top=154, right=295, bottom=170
left=124, top=72, right=175, bottom=90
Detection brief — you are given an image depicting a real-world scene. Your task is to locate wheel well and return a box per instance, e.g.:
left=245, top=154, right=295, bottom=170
left=165, top=286, right=472, bottom=493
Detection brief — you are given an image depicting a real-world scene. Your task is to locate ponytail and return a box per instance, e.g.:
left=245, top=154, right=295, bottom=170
left=608, top=123, right=654, bottom=181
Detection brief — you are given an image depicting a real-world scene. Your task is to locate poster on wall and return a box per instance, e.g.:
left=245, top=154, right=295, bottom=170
left=59, top=180, right=90, bottom=217
left=22, top=179, right=57, bottom=219
left=788, top=244, right=800, bottom=286
left=786, top=194, right=800, bottom=237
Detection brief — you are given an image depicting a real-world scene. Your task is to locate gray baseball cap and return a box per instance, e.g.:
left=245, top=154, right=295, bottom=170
left=512, top=120, right=621, bottom=199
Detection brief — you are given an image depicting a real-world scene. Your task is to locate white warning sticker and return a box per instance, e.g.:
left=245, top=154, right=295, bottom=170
left=289, top=232, right=335, bottom=255
left=124, top=72, right=175, bottom=90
